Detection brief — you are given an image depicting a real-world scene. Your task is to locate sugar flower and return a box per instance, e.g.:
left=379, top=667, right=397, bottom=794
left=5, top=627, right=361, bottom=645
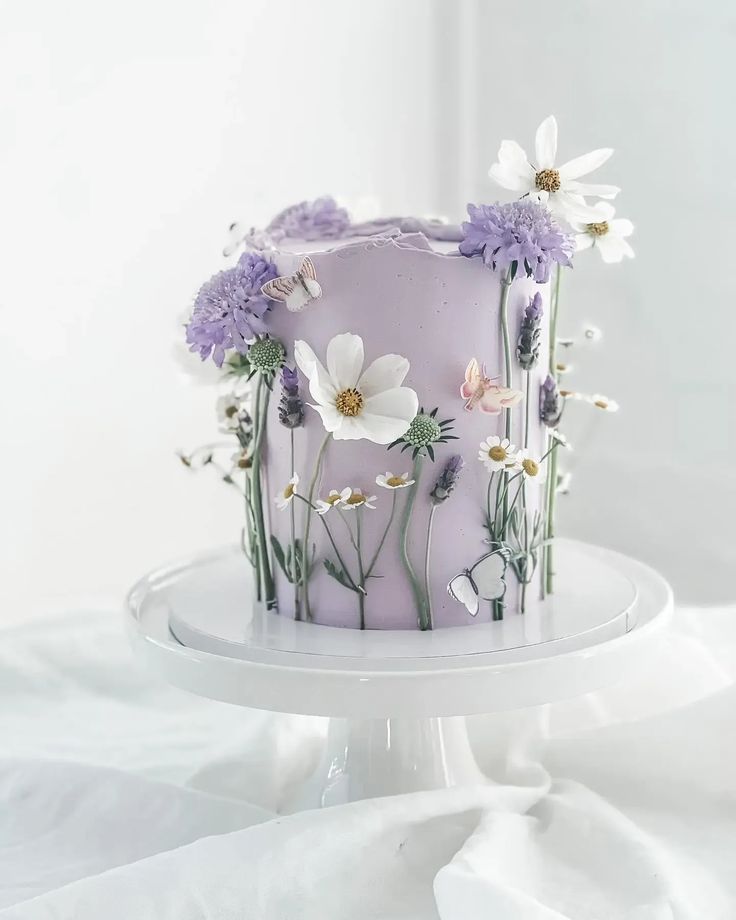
left=488, top=115, right=619, bottom=221
left=388, top=407, right=457, bottom=461
left=274, top=474, right=299, bottom=511
left=478, top=436, right=517, bottom=473
left=278, top=365, right=305, bottom=429
left=511, top=450, right=544, bottom=483
left=459, top=200, right=574, bottom=283
left=430, top=455, right=464, bottom=504
left=590, top=394, right=619, bottom=412
left=376, top=471, right=415, bottom=490
left=186, top=252, right=278, bottom=367
left=217, top=394, right=246, bottom=431
left=549, top=429, right=573, bottom=451
left=315, top=488, right=350, bottom=515
left=341, top=489, right=377, bottom=511
left=540, top=375, right=564, bottom=428
left=570, top=202, right=635, bottom=264
left=294, top=333, right=418, bottom=444
left=267, top=196, right=351, bottom=241
left=248, top=337, right=285, bottom=375
left=230, top=450, right=252, bottom=473
left=461, top=358, right=524, bottom=414
left=516, top=292, right=544, bottom=371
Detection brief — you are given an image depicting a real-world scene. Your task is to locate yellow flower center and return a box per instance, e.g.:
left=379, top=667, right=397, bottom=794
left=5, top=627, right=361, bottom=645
left=488, top=446, right=507, bottom=462
left=225, top=405, right=238, bottom=418
left=335, top=388, right=364, bottom=417
left=386, top=475, right=406, bottom=488
left=535, top=168, right=561, bottom=193
left=587, top=221, right=609, bottom=237
left=237, top=455, right=251, bottom=470
left=594, top=398, right=610, bottom=410
left=325, top=492, right=343, bottom=506
left=283, top=483, right=295, bottom=500
left=345, top=491, right=366, bottom=506
left=522, top=458, right=540, bottom=477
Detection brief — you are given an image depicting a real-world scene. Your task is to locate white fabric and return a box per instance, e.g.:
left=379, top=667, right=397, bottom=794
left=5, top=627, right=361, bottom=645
left=1, top=607, right=735, bottom=919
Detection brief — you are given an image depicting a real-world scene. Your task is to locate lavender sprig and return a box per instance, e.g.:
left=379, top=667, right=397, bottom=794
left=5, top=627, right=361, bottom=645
left=278, top=366, right=305, bottom=429
left=430, top=455, right=464, bottom=505
left=516, top=292, right=544, bottom=371
left=540, top=375, right=563, bottom=428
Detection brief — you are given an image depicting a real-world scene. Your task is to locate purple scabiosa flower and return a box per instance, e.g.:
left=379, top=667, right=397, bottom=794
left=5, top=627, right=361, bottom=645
left=278, top=365, right=305, bottom=429
left=516, top=292, right=544, bottom=371
left=458, top=200, right=574, bottom=283
left=185, top=253, right=278, bottom=367
left=540, top=374, right=563, bottom=427
left=430, top=454, right=464, bottom=504
left=267, top=196, right=351, bottom=241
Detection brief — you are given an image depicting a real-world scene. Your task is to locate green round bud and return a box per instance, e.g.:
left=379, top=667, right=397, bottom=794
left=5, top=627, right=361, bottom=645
left=248, top=338, right=285, bottom=373
left=403, top=413, right=442, bottom=448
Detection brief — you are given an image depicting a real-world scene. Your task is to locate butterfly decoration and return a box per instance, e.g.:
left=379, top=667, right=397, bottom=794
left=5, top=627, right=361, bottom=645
left=447, top=548, right=509, bottom=616
left=460, top=358, right=524, bottom=415
left=260, top=257, right=322, bottom=313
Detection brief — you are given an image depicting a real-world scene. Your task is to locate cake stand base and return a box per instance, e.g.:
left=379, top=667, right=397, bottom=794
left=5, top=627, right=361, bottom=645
left=126, top=540, right=672, bottom=810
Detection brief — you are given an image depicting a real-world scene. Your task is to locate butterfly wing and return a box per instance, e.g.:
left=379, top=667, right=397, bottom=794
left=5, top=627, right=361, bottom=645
left=261, top=275, right=296, bottom=302
left=460, top=358, right=480, bottom=398
left=299, top=256, right=317, bottom=281
left=469, top=551, right=508, bottom=602
left=447, top=573, right=480, bottom=616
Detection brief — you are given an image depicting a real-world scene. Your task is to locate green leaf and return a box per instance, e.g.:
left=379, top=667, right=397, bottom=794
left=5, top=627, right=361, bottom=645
left=270, top=535, right=294, bottom=583
left=323, top=558, right=359, bottom=593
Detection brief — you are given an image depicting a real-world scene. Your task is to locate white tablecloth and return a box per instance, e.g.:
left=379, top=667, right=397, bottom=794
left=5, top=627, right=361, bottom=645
left=0, top=606, right=734, bottom=919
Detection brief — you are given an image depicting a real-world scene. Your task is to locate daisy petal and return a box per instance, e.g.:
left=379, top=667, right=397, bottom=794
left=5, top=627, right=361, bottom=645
left=326, top=333, right=364, bottom=390
left=358, top=354, right=410, bottom=398
left=565, top=180, right=620, bottom=200
left=295, top=340, right=337, bottom=405
left=609, top=218, right=634, bottom=237
left=535, top=115, right=558, bottom=170
left=558, top=148, right=614, bottom=180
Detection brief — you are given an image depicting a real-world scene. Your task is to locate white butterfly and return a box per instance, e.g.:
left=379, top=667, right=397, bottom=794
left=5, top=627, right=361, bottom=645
left=260, top=257, right=322, bottom=312
left=447, top=550, right=508, bottom=616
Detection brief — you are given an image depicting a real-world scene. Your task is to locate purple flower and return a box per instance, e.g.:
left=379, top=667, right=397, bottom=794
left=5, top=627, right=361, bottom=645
left=540, top=375, right=563, bottom=427
left=185, top=254, right=278, bottom=367
left=267, top=196, right=351, bottom=241
left=430, top=454, right=465, bottom=504
left=517, top=292, right=544, bottom=371
left=459, top=200, right=574, bottom=283
left=278, top=366, right=305, bottom=429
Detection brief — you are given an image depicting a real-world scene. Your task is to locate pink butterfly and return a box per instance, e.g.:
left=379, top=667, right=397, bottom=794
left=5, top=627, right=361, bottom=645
left=460, top=359, right=524, bottom=415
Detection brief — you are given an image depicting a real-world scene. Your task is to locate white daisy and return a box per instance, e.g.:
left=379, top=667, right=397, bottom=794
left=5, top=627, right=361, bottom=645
left=294, top=333, right=418, bottom=444
left=589, top=394, right=619, bottom=413
left=549, top=430, right=573, bottom=451
left=230, top=450, right=252, bottom=473
left=375, top=471, right=415, bottom=490
left=488, top=115, right=619, bottom=222
left=571, top=202, right=635, bottom=263
left=274, top=474, right=299, bottom=511
left=217, top=394, right=249, bottom=432
left=315, top=488, right=350, bottom=515
left=511, top=450, right=545, bottom=484
left=478, top=436, right=517, bottom=472
left=341, top=489, right=377, bottom=511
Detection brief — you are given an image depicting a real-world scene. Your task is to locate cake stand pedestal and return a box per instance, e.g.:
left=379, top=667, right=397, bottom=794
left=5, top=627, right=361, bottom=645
left=126, top=539, right=672, bottom=810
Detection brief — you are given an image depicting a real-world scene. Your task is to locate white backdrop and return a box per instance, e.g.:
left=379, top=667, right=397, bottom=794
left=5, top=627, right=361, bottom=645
left=1, top=0, right=734, bottom=624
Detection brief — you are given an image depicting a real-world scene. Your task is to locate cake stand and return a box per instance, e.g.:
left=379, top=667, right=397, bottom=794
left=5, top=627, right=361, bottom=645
left=126, top=538, right=672, bottom=810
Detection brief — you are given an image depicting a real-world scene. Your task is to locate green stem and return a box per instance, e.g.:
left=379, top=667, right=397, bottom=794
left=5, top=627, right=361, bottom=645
left=289, top=429, right=301, bottom=620
left=366, top=490, right=398, bottom=577
left=294, top=494, right=359, bottom=592
left=423, top=504, right=438, bottom=630
left=500, top=478, right=525, bottom=533
left=251, top=378, right=275, bottom=608
left=356, top=510, right=366, bottom=629
left=524, top=371, right=531, bottom=449
left=486, top=471, right=496, bottom=539
left=544, top=264, right=564, bottom=596
left=400, top=455, right=430, bottom=629
left=301, top=433, right=331, bottom=621
left=499, top=269, right=514, bottom=444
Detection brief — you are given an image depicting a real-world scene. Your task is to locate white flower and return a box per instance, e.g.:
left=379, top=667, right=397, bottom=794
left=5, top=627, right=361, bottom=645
left=549, top=430, right=573, bottom=451
left=589, top=394, right=619, bottom=413
left=230, top=450, right=251, bottom=473
left=341, top=489, right=377, bottom=510
left=315, top=488, right=350, bottom=515
left=217, top=394, right=250, bottom=432
left=274, top=473, right=299, bottom=510
left=478, top=436, right=517, bottom=472
left=375, top=471, right=415, bottom=490
left=571, top=202, right=634, bottom=263
left=488, top=115, right=619, bottom=221
left=294, top=333, right=419, bottom=444
left=512, top=450, right=545, bottom=484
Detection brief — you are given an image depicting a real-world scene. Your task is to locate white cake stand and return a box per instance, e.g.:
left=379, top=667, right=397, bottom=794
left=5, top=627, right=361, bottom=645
left=126, top=538, right=672, bottom=810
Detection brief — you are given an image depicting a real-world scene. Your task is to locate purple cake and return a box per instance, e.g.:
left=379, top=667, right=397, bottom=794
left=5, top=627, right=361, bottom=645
left=182, top=117, right=632, bottom=631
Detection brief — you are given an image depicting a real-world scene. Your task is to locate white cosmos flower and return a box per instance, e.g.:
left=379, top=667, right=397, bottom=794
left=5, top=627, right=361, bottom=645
left=274, top=474, right=299, bottom=510
left=315, top=488, right=351, bottom=515
left=489, top=115, right=619, bottom=222
left=375, top=471, right=415, bottom=490
left=571, top=202, right=635, bottom=263
left=478, top=436, right=517, bottom=473
left=341, top=489, right=377, bottom=511
left=294, top=333, right=419, bottom=444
